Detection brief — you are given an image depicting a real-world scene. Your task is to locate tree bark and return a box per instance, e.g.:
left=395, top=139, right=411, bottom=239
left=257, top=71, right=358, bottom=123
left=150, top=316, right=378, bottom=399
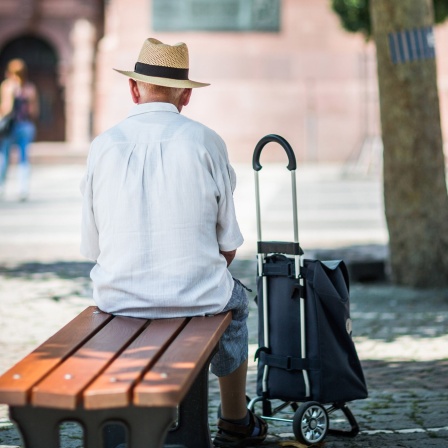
left=370, top=0, right=448, bottom=287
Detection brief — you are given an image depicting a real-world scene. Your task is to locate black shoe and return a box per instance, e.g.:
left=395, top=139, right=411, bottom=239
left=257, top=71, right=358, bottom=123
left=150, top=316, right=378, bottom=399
left=213, top=410, right=268, bottom=447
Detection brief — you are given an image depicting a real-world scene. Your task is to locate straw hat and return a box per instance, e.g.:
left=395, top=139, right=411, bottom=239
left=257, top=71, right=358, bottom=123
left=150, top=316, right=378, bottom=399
left=114, top=38, right=209, bottom=88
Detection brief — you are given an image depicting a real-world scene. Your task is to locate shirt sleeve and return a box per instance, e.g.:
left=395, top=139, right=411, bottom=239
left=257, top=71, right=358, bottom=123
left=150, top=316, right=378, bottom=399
left=213, top=139, right=244, bottom=252
left=80, top=154, right=100, bottom=262
left=227, top=163, right=237, bottom=193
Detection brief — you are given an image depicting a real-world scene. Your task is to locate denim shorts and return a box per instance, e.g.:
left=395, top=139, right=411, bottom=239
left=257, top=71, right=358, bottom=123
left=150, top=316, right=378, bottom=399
left=210, top=278, right=249, bottom=377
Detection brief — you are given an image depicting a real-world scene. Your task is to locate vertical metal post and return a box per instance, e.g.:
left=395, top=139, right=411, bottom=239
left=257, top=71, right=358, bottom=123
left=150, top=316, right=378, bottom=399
left=292, top=170, right=310, bottom=397
left=254, top=171, right=262, bottom=242
left=255, top=169, right=270, bottom=394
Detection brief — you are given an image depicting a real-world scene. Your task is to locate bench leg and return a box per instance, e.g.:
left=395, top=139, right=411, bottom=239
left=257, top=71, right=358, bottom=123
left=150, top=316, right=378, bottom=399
left=10, top=405, right=176, bottom=448
left=165, top=363, right=212, bottom=448
left=10, top=406, right=60, bottom=448
left=128, top=408, right=177, bottom=448
left=101, top=407, right=177, bottom=448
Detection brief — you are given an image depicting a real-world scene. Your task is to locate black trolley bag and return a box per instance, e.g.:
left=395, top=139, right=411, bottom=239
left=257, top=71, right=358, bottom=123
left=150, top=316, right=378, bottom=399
left=248, top=135, right=368, bottom=446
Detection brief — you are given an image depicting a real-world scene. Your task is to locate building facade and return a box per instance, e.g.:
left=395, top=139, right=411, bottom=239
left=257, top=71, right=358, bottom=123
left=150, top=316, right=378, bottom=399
left=0, top=0, right=103, bottom=144
left=1, top=0, right=447, bottom=163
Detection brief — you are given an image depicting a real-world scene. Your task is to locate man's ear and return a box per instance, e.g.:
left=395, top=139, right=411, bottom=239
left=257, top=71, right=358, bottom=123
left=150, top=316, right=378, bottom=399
left=129, top=79, right=140, bottom=104
left=181, top=88, right=192, bottom=107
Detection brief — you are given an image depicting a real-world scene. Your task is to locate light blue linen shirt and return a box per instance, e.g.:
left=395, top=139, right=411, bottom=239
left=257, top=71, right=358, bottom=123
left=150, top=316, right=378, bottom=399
left=80, top=102, right=243, bottom=318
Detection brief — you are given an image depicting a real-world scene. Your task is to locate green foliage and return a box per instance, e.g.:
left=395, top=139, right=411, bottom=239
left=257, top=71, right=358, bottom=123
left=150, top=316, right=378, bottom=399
left=331, top=0, right=371, bottom=38
left=434, top=0, right=448, bottom=23
left=331, top=0, right=448, bottom=38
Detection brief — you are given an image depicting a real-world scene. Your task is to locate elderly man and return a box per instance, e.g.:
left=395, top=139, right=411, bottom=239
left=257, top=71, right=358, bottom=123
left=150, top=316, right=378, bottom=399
left=80, top=38, right=267, bottom=447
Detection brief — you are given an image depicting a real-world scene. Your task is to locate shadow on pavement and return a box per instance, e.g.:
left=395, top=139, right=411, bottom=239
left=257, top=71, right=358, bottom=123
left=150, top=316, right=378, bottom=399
left=0, top=261, right=94, bottom=279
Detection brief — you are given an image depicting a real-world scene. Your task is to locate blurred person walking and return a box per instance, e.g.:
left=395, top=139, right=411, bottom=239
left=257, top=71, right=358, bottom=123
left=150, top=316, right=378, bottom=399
left=0, top=58, right=39, bottom=200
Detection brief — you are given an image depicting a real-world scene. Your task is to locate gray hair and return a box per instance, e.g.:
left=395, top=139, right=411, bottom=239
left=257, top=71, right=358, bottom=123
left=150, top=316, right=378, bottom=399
left=136, top=81, right=184, bottom=103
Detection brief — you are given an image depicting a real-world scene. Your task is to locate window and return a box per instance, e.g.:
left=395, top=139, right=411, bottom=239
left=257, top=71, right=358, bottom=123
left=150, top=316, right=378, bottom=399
left=152, top=0, right=280, bottom=32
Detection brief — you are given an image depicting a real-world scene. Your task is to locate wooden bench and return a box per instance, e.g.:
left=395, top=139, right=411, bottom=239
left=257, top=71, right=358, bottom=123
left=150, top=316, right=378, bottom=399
left=0, top=306, right=232, bottom=448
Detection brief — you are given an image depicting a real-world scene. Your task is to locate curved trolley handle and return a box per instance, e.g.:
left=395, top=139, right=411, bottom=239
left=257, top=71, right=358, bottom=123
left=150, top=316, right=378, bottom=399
left=253, top=134, right=308, bottom=397
left=252, top=134, right=297, bottom=172
left=253, top=134, right=300, bottom=249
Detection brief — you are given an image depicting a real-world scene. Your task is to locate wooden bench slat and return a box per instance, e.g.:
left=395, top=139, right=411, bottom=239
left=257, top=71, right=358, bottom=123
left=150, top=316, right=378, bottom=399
left=83, top=318, right=187, bottom=410
left=31, top=315, right=147, bottom=410
left=134, top=312, right=232, bottom=407
left=0, top=306, right=112, bottom=406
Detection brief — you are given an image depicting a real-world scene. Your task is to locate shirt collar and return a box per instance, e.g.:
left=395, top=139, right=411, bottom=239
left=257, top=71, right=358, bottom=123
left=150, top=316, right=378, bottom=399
left=128, top=102, right=179, bottom=118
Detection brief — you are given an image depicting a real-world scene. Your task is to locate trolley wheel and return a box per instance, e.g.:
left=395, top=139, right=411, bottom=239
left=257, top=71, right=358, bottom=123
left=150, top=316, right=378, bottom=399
left=293, top=401, right=329, bottom=446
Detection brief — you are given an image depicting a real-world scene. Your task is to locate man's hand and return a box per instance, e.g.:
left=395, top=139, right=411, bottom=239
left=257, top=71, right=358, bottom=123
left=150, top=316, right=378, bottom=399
left=220, top=249, right=236, bottom=267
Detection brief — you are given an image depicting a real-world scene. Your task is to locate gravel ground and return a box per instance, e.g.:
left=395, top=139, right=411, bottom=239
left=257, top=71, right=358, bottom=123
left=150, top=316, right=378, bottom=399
left=1, top=258, right=447, bottom=447
left=1, top=163, right=447, bottom=447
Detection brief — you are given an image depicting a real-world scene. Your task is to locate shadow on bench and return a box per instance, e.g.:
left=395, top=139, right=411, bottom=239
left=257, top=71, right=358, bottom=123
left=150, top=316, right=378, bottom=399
left=0, top=306, right=231, bottom=448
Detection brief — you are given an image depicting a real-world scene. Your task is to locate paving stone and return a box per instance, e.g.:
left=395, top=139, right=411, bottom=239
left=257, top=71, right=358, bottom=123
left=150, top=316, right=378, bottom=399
left=1, top=163, right=448, bottom=447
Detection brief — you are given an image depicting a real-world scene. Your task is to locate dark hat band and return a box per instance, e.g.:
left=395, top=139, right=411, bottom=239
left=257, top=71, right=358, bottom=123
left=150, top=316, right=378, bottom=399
left=134, top=62, right=189, bottom=80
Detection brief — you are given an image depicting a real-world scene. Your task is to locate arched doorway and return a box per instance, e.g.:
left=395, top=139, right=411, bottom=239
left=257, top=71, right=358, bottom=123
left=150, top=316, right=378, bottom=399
left=0, top=34, right=65, bottom=141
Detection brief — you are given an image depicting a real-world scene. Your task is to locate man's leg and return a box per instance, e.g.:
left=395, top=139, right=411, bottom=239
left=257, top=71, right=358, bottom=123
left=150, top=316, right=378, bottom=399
left=212, top=279, right=267, bottom=447
left=214, top=356, right=267, bottom=447
left=218, top=358, right=248, bottom=420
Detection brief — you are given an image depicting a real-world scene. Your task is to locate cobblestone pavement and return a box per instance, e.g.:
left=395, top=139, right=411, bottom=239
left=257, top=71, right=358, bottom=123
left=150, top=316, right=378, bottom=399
left=1, top=163, right=448, bottom=447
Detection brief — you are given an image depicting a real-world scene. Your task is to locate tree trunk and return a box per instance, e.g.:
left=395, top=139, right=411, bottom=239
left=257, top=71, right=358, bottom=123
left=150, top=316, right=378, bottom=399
left=370, top=0, right=448, bottom=287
